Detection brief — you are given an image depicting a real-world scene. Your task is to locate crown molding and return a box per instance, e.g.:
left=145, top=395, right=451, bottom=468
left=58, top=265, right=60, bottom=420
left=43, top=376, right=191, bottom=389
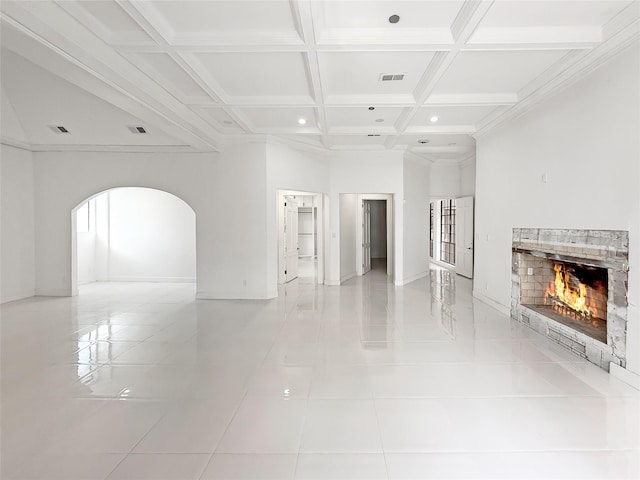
left=27, top=144, right=200, bottom=153
left=474, top=18, right=640, bottom=138
left=1, top=137, right=32, bottom=151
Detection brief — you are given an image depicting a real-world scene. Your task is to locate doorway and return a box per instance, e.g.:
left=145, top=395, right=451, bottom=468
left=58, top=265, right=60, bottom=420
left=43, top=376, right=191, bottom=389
left=364, top=200, right=387, bottom=274
left=277, top=190, right=325, bottom=286
left=71, top=187, right=196, bottom=295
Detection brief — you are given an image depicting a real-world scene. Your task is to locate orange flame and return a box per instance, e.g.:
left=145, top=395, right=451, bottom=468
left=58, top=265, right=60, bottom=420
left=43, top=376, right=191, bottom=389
left=545, top=264, right=596, bottom=318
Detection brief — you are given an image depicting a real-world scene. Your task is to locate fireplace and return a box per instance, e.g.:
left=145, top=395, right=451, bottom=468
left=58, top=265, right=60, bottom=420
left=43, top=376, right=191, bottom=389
left=511, top=229, right=629, bottom=370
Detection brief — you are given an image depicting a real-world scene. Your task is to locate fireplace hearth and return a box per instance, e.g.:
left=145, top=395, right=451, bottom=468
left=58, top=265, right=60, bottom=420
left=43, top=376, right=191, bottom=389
left=511, top=229, right=628, bottom=370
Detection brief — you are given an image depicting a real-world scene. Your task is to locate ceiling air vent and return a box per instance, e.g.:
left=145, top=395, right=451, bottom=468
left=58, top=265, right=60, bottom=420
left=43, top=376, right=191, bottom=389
left=367, top=134, right=381, bottom=137
left=379, top=73, right=405, bottom=82
left=49, top=125, right=70, bottom=134
left=128, top=125, right=148, bottom=134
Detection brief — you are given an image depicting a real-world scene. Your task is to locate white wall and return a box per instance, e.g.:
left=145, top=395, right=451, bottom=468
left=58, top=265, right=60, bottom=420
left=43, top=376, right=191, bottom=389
left=474, top=43, right=640, bottom=376
left=0, top=145, right=35, bottom=303
left=97, top=188, right=196, bottom=282
left=339, top=194, right=357, bottom=282
left=76, top=199, right=97, bottom=285
left=429, top=162, right=460, bottom=199
left=370, top=200, right=387, bottom=258
left=460, top=159, right=476, bottom=197
left=30, top=150, right=242, bottom=298
left=266, top=141, right=330, bottom=293
left=1, top=86, right=29, bottom=144
left=403, top=157, right=431, bottom=284
left=328, top=151, right=404, bottom=285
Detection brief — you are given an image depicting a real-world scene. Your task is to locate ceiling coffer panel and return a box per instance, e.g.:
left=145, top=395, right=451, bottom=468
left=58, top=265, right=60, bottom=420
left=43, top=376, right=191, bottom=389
left=192, top=52, right=313, bottom=99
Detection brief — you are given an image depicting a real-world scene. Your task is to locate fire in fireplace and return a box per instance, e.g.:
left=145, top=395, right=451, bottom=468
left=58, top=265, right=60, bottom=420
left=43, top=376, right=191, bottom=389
left=544, top=262, right=608, bottom=322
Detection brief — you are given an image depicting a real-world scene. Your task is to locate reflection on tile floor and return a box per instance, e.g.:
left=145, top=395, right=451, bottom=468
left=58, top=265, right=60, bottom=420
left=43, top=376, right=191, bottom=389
left=2, top=265, right=639, bottom=479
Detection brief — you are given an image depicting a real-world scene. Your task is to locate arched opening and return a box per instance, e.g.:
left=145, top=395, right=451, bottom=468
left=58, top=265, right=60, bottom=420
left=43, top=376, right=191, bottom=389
left=71, top=187, right=196, bottom=296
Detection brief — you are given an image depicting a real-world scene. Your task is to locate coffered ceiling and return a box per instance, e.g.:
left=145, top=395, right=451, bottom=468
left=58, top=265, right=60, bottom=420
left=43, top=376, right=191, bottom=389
left=1, top=0, right=638, bottom=162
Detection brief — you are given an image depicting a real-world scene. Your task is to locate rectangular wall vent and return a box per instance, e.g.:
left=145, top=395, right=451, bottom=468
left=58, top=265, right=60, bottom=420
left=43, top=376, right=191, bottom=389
left=49, top=125, right=70, bottom=134
left=379, top=73, right=405, bottom=82
left=128, top=126, right=148, bottom=134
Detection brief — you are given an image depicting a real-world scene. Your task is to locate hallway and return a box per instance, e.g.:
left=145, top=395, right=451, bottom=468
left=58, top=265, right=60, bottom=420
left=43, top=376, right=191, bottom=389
left=1, top=267, right=638, bottom=479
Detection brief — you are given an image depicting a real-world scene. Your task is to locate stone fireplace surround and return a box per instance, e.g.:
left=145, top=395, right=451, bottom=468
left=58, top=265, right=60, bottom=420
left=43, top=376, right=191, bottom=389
left=511, top=228, right=629, bottom=370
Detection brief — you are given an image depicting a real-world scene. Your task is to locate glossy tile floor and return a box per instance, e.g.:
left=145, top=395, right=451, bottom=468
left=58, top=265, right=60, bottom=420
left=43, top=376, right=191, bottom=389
left=2, top=264, right=639, bottom=479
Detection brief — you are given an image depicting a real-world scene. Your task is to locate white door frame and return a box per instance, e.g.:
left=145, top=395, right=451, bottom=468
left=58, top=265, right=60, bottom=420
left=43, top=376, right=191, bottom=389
left=277, top=189, right=326, bottom=286
left=455, top=196, right=474, bottom=278
left=355, top=194, right=394, bottom=278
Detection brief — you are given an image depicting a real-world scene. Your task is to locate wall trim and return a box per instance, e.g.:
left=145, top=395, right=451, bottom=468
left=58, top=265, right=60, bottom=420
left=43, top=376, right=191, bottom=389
left=340, top=272, right=356, bottom=284
left=106, top=276, right=196, bottom=283
left=0, top=290, right=36, bottom=304
left=34, top=289, right=72, bottom=297
left=472, top=290, right=511, bottom=316
left=395, top=270, right=429, bottom=286
left=196, top=289, right=277, bottom=300
left=1, top=137, right=32, bottom=151
left=610, top=363, right=640, bottom=391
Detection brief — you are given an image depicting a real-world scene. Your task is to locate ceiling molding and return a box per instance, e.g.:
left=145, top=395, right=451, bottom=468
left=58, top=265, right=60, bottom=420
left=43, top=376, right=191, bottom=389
left=2, top=0, right=637, bottom=160
left=1, top=136, right=33, bottom=151
left=1, top=3, right=221, bottom=151
left=425, top=93, right=517, bottom=106
left=475, top=12, right=640, bottom=138
left=404, top=125, right=476, bottom=135
left=27, top=144, right=198, bottom=153
left=296, top=0, right=329, bottom=148
left=468, top=26, right=602, bottom=45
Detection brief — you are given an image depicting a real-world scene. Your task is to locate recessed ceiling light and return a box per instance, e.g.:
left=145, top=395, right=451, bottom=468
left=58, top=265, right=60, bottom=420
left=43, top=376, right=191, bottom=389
left=430, top=116, right=439, bottom=123
left=368, top=107, right=375, bottom=111
left=418, top=139, right=430, bottom=144
left=389, top=14, right=400, bottom=24
left=298, top=118, right=307, bottom=125
left=375, top=118, right=384, bottom=123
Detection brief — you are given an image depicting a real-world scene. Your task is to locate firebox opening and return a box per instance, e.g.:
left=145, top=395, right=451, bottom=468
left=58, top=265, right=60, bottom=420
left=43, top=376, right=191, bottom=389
left=521, top=256, right=608, bottom=344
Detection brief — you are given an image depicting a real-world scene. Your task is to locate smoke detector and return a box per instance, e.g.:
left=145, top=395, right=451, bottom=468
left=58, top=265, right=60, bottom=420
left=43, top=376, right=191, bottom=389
left=127, top=125, right=148, bottom=134
left=379, top=73, right=405, bottom=82
left=49, top=125, right=70, bottom=134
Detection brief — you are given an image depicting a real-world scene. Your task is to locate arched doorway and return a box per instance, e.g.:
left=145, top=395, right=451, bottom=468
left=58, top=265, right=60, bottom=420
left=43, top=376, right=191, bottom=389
left=71, top=187, right=196, bottom=295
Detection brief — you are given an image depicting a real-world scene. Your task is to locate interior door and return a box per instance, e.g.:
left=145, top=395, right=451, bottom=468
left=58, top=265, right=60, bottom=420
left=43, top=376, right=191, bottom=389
left=362, top=200, right=371, bottom=274
left=285, top=199, right=299, bottom=282
left=455, top=196, right=474, bottom=278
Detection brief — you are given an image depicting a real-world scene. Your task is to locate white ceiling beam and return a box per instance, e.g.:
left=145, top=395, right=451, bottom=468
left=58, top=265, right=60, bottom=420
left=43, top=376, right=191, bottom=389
left=294, top=0, right=329, bottom=149
left=404, top=125, right=476, bottom=135
left=385, top=0, right=494, bottom=150
left=475, top=6, right=640, bottom=138
left=1, top=1, right=222, bottom=151
left=425, top=93, right=517, bottom=105
left=0, top=15, right=215, bottom=151
left=468, top=26, right=602, bottom=46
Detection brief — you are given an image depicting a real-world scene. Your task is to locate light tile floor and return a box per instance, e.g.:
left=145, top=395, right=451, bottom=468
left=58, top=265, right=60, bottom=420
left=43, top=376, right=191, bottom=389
left=1, top=265, right=638, bottom=479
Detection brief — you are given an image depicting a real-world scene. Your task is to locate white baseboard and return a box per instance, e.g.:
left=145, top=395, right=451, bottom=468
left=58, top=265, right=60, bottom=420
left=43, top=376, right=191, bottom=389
left=610, top=363, right=640, bottom=391
left=395, top=270, right=429, bottom=286
left=340, top=272, right=356, bottom=284
left=472, top=290, right=510, bottom=316
left=1, top=289, right=36, bottom=304
left=107, top=276, right=196, bottom=283
left=196, top=289, right=277, bottom=300
left=325, top=279, right=341, bottom=286
left=34, top=289, right=72, bottom=297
